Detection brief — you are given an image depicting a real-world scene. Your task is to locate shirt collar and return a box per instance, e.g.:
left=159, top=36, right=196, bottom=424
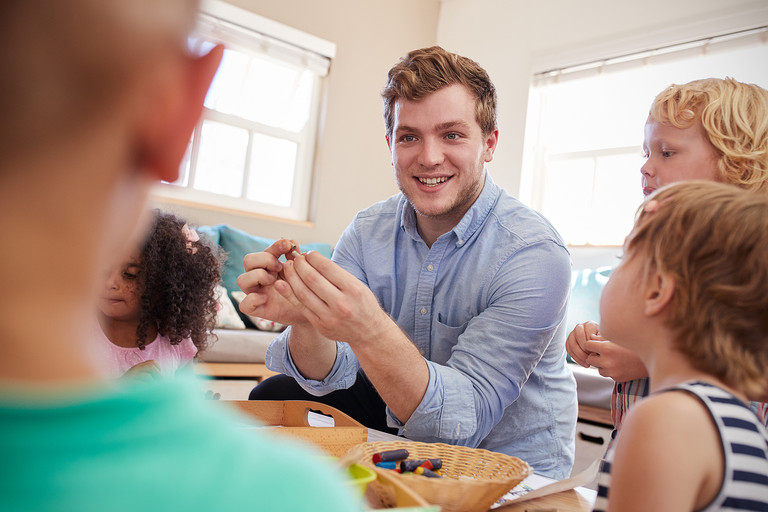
left=400, top=169, right=500, bottom=247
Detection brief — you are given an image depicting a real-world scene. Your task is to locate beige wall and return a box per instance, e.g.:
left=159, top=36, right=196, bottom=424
left=153, top=0, right=440, bottom=246
left=155, top=0, right=768, bottom=251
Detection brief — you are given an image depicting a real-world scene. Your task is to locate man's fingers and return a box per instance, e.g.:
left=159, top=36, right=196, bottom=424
left=281, top=259, right=331, bottom=319
left=237, top=291, right=268, bottom=315
left=265, top=238, right=297, bottom=259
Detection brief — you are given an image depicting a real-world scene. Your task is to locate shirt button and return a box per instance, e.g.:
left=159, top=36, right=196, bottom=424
left=426, top=264, right=434, bottom=271
left=458, top=239, right=464, bottom=246
left=420, top=307, right=427, bottom=315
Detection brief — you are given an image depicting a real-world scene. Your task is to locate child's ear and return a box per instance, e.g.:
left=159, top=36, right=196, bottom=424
left=139, top=44, right=224, bottom=184
left=644, top=270, right=674, bottom=317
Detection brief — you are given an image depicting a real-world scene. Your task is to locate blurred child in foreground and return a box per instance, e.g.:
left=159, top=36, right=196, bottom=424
left=0, top=1, right=360, bottom=510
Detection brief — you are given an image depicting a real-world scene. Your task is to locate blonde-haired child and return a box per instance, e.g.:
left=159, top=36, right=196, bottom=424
left=592, top=180, right=768, bottom=511
left=567, top=77, right=768, bottom=431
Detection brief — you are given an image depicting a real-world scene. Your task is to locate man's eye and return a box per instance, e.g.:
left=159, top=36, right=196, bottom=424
left=446, top=133, right=459, bottom=140
left=662, top=150, right=673, bottom=157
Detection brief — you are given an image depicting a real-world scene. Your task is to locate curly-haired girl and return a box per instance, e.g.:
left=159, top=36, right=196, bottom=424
left=96, top=210, right=222, bottom=378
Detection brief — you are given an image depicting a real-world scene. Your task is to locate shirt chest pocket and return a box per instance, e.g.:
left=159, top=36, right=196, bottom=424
left=431, top=315, right=469, bottom=365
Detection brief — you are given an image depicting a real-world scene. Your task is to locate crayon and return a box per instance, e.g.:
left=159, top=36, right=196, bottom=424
left=372, top=448, right=409, bottom=464
left=413, top=466, right=442, bottom=478
left=375, top=461, right=397, bottom=469
left=400, top=458, right=443, bottom=472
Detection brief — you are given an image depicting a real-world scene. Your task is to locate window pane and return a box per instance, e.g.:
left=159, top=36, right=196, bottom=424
left=193, top=120, right=248, bottom=198
left=205, top=47, right=313, bottom=133
left=541, top=158, right=595, bottom=245
left=242, top=63, right=313, bottom=132
left=247, top=133, right=298, bottom=207
left=590, top=154, right=645, bottom=245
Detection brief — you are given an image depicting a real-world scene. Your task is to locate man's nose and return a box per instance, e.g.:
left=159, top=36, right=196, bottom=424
left=417, top=138, right=444, bottom=167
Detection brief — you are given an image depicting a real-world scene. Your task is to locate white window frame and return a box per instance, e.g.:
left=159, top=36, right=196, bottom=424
left=151, top=0, right=336, bottom=221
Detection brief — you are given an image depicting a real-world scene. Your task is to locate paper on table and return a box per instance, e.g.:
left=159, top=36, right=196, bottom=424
left=492, top=458, right=601, bottom=509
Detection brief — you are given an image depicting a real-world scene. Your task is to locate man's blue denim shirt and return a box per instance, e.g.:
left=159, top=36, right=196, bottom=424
left=266, top=172, right=577, bottom=478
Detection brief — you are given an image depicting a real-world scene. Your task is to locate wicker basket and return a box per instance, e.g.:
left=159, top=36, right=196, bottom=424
left=344, top=441, right=532, bottom=512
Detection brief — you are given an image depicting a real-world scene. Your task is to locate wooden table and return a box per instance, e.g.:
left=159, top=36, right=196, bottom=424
left=494, top=488, right=595, bottom=512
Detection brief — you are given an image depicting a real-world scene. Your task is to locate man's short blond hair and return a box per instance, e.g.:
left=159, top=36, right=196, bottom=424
left=649, top=78, right=768, bottom=193
left=625, top=180, right=768, bottom=397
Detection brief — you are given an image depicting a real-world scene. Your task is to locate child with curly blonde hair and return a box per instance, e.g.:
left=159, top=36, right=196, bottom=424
left=592, top=180, right=768, bottom=511
left=97, top=209, right=222, bottom=378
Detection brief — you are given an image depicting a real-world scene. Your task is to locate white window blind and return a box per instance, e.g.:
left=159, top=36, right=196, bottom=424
left=521, top=26, right=768, bottom=246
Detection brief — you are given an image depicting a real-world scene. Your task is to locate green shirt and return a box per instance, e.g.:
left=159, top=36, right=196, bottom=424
left=0, top=373, right=361, bottom=512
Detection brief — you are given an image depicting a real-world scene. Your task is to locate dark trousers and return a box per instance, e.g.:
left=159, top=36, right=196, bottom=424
left=249, top=370, right=399, bottom=435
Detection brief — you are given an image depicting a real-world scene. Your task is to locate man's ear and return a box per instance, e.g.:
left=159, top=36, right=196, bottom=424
left=483, top=129, right=499, bottom=163
left=644, top=270, right=674, bottom=317
left=141, top=44, right=224, bottom=183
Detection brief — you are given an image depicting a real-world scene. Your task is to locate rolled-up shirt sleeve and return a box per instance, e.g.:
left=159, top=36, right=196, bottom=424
left=264, top=331, right=360, bottom=394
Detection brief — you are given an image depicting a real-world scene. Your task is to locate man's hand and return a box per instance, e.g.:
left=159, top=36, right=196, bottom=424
left=279, top=250, right=428, bottom=421
left=236, top=239, right=308, bottom=327
left=278, top=251, right=393, bottom=345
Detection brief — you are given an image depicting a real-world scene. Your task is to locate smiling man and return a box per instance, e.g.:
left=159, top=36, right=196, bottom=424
left=239, top=46, right=577, bottom=478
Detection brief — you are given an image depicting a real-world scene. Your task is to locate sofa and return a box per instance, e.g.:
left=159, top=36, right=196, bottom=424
left=193, top=224, right=615, bottom=418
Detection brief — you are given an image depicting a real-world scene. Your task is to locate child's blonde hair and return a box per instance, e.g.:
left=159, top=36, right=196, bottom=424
left=649, top=78, right=768, bottom=193
left=625, top=180, right=768, bottom=398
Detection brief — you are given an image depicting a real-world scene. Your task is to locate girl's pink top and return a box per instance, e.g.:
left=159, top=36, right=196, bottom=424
left=95, top=328, right=197, bottom=378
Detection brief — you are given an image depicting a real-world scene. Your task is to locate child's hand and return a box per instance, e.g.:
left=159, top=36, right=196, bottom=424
left=583, top=339, right=649, bottom=381
left=236, top=239, right=310, bottom=327
left=122, top=360, right=162, bottom=382
left=565, top=321, right=602, bottom=367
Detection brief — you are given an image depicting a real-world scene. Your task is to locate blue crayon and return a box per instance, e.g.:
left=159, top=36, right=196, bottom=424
left=375, top=461, right=397, bottom=469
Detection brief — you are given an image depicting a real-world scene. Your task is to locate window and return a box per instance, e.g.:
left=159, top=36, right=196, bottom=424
left=521, top=27, right=768, bottom=246
left=152, top=0, right=335, bottom=221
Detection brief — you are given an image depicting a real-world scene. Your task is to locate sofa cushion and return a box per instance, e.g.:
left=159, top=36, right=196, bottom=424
left=213, top=284, right=246, bottom=330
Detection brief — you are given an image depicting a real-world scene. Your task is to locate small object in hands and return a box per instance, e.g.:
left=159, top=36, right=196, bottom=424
left=291, top=250, right=301, bottom=258
left=372, top=448, right=409, bottom=464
